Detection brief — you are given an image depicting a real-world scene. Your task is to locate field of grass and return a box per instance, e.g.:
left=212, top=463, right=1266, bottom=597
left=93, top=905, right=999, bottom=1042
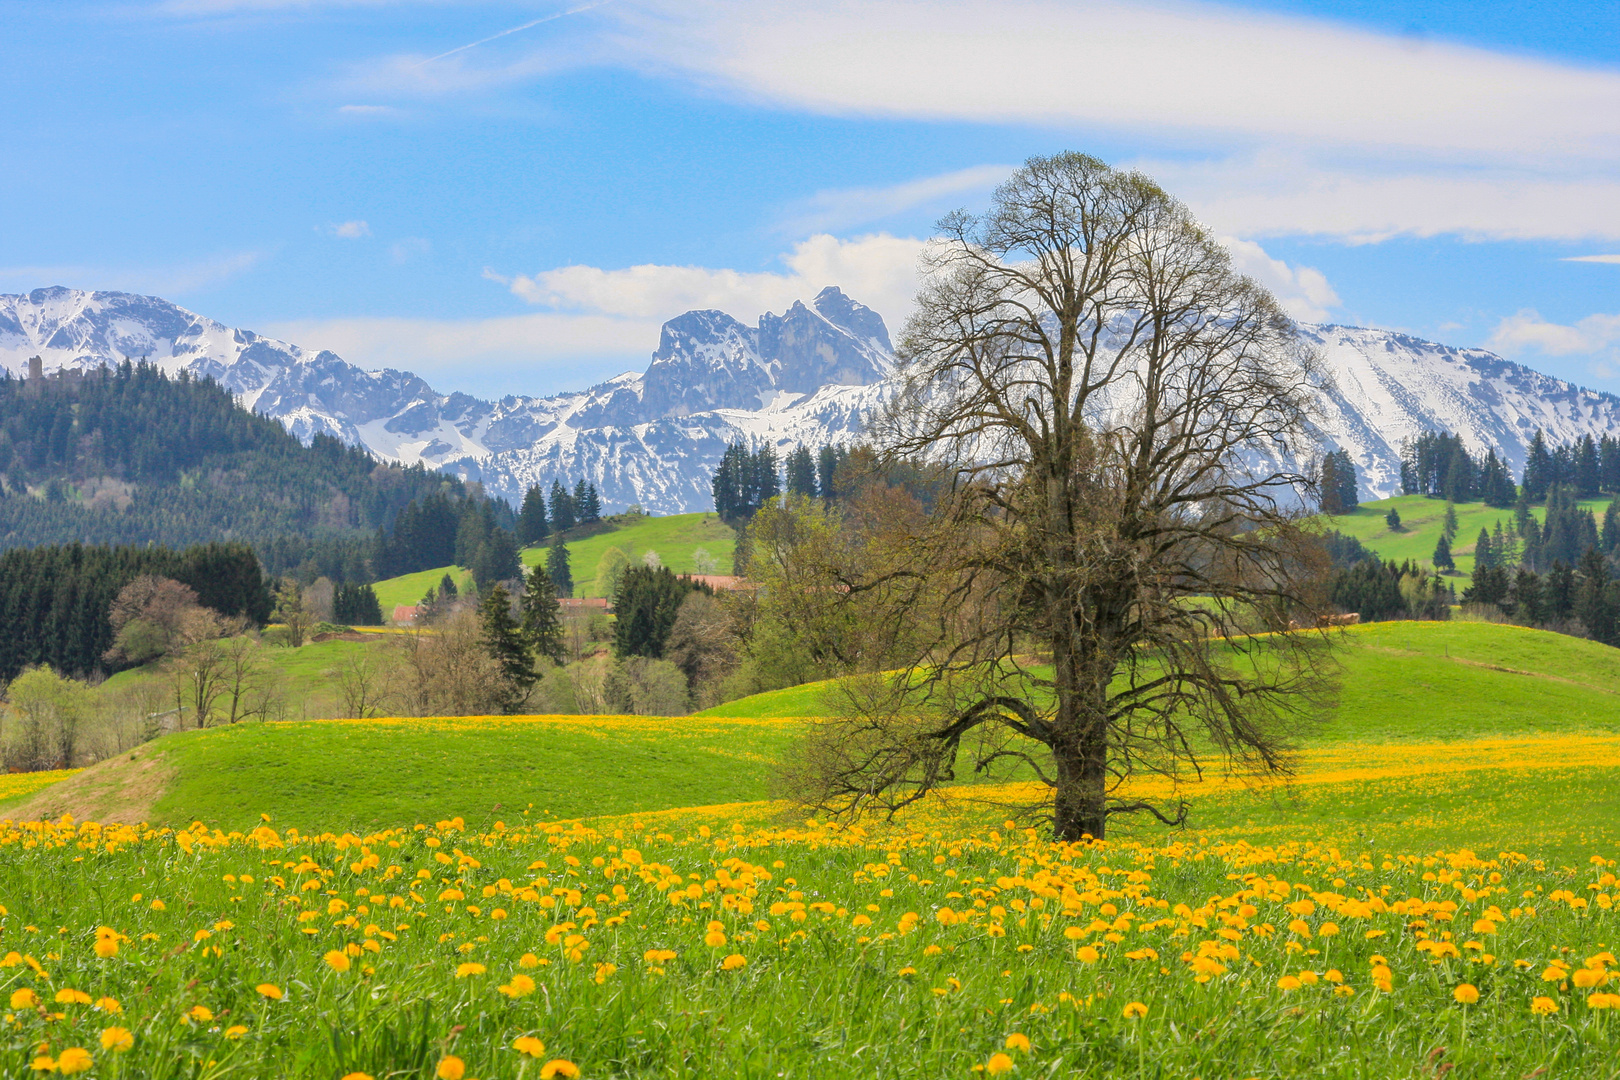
left=1327, top=493, right=1613, bottom=575
left=370, top=513, right=737, bottom=613
left=99, top=636, right=391, bottom=712
left=9, top=619, right=1620, bottom=1078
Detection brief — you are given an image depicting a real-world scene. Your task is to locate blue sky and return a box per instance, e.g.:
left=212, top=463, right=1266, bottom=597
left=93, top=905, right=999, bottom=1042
left=3, top=0, right=1619, bottom=399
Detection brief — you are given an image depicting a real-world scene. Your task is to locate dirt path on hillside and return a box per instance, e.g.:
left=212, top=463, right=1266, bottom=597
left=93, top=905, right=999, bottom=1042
left=4, top=746, right=175, bottom=824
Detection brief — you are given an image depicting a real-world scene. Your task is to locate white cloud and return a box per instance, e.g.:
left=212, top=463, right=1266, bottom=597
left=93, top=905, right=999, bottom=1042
left=780, top=164, right=1013, bottom=234
left=495, top=233, right=927, bottom=332
left=390, top=237, right=432, bottom=263
left=1488, top=310, right=1620, bottom=359
left=261, top=311, right=663, bottom=396
left=1218, top=238, right=1340, bottom=322
left=1564, top=254, right=1620, bottom=264
left=604, top=0, right=1620, bottom=167
left=332, top=220, right=371, bottom=239
left=1136, top=153, right=1620, bottom=243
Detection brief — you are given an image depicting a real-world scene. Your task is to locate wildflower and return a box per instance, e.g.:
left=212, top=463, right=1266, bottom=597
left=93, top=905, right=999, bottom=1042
left=704, top=929, right=727, bottom=948
left=1531, top=996, right=1559, bottom=1016
left=985, top=1052, right=1015, bottom=1075
left=1004, top=1033, right=1031, bottom=1052
left=11, top=988, right=39, bottom=1009
left=225, top=1025, right=249, bottom=1040
left=94, top=938, right=118, bottom=959
left=1371, top=966, right=1393, bottom=993
left=94, top=997, right=121, bottom=1014
left=1076, top=946, right=1100, bottom=964
left=1122, top=1001, right=1148, bottom=1019
left=1453, top=984, right=1480, bottom=1005
left=456, top=963, right=486, bottom=978
left=57, top=1048, right=94, bottom=1075
left=256, top=983, right=284, bottom=1000
left=1318, top=922, right=1339, bottom=937
left=499, top=974, right=537, bottom=998
left=1573, top=968, right=1608, bottom=989
left=514, top=1036, right=546, bottom=1058
left=324, top=950, right=352, bottom=973
left=593, top=963, right=617, bottom=984
left=519, top=953, right=542, bottom=968
left=1277, top=976, right=1302, bottom=992
left=56, top=989, right=92, bottom=1005
left=188, top=1005, right=214, bottom=1022
left=31, top=1056, right=56, bottom=1073
left=898, top=966, right=916, bottom=977
left=436, top=1057, right=466, bottom=1080
left=720, top=954, right=747, bottom=971
left=340, top=1074, right=375, bottom=1080
left=539, top=1060, right=580, bottom=1079
left=1589, top=993, right=1620, bottom=1010
left=101, top=1027, right=135, bottom=1052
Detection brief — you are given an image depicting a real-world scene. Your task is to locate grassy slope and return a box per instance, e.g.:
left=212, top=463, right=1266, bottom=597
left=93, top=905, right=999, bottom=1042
left=371, top=512, right=736, bottom=612
left=100, top=636, right=390, bottom=709
left=1327, top=493, right=1612, bottom=575
left=12, top=622, right=1620, bottom=859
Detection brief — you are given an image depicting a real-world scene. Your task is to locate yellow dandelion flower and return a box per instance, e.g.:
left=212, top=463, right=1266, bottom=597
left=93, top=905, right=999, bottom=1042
left=985, top=1052, right=1015, bottom=1076
left=720, top=954, right=747, bottom=971
left=224, top=1025, right=249, bottom=1040
left=539, top=1060, right=580, bottom=1079
left=57, top=1048, right=94, bottom=1075
left=100, top=1027, right=135, bottom=1052
left=1122, top=1001, right=1148, bottom=1019
left=436, top=1056, right=466, bottom=1080
left=324, top=950, right=352, bottom=973
left=94, top=938, right=119, bottom=959
left=1004, top=1033, right=1031, bottom=1052
left=340, top=1074, right=375, bottom=1080
left=499, top=974, right=537, bottom=998
left=704, top=929, right=727, bottom=948
left=1453, top=984, right=1480, bottom=1005
left=1277, top=976, right=1302, bottom=992
left=11, top=988, right=38, bottom=1009
left=94, top=996, right=121, bottom=1014
left=514, top=1036, right=546, bottom=1058
left=456, top=962, right=486, bottom=978
left=1531, top=996, right=1559, bottom=1016
left=519, top=953, right=542, bottom=968
left=256, top=983, right=284, bottom=1000
left=188, top=1005, right=214, bottom=1022
left=1076, top=946, right=1100, bottom=964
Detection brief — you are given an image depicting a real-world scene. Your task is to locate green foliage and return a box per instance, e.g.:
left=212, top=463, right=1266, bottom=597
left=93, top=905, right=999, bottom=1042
left=0, top=541, right=271, bottom=680
left=612, top=566, right=711, bottom=659
left=515, top=484, right=549, bottom=545
left=332, top=583, right=382, bottom=626
left=520, top=564, right=565, bottom=666
left=478, top=585, right=533, bottom=709
left=1316, top=448, right=1358, bottom=514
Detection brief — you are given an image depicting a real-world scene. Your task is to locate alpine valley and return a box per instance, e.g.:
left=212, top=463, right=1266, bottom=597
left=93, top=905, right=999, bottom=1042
left=4, top=285, right=1620, bottom=514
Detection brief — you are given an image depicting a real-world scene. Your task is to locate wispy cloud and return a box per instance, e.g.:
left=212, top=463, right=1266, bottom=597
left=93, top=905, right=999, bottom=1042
left=1488, top=309, right=1620, bottom=381
left=415, top=0, right=615, bottom=66
left=261, top=311, right=661, bottom=395
left=779, top=164, right=1012, bottom=234
left=604, top=0, right=1620, bottom=167
left=331, top=220, right=371, bottom=238
left=0, top=250, right=268, bottom=297
left=1564, top=254, right=1620, bottom=264
left=1218, top=238, right=1340, bottom=322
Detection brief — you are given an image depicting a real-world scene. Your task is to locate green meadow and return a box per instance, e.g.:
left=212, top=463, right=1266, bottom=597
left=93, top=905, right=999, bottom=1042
left=1327, top=493, right=1613, bottom=575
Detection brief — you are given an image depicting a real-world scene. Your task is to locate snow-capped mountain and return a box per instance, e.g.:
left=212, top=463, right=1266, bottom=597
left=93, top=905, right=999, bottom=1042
left=5, top=285, right=1620, bottom=513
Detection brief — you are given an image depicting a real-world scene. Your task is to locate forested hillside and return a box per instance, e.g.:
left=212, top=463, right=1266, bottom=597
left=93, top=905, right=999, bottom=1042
left=0, top=363, right=460, bottom=574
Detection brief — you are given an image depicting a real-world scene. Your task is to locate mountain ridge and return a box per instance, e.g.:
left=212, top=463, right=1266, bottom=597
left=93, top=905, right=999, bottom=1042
left=5, top=286, right=1620, bottom=514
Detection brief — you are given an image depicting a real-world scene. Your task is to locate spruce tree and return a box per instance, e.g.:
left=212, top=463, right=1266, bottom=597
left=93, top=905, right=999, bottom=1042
left=478, top=584, right=535, bottom=709
left=1384, top=507, right=1402, bottom=531
left=548, top=479, right=576, bottom=533
left=1432, top=532, right=1454, bottom=572
left=580, top=482, right=602, bottom=524
left=547, top=532, right=573, bottom=598
left=1474, top=527, right=1494, bottom=570
left=516, top=485, right=549, bottom=546
left=1442, top=501, right=1458, bottom=541
left=521, top=563, right=566, bottom=665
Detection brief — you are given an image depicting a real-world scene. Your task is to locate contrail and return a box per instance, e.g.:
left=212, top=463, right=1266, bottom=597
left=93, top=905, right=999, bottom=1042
left=416, top=0, right=615, bottom=66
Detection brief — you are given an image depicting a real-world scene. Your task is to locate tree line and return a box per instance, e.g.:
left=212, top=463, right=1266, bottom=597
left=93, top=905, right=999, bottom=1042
left=0, top=542, right=271, bottom=681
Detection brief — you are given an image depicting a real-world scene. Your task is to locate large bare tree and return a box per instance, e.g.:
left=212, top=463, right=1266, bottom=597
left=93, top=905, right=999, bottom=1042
left=798, top=153, right=1337, bottom=841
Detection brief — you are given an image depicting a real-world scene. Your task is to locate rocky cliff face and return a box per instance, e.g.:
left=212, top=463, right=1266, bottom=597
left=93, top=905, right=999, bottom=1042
left=5, top=285, right=1620, bottom=514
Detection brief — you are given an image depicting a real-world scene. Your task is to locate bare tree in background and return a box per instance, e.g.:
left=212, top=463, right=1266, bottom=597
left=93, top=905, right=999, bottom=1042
left=796, top=153, right=1336, bottom=841
left=334, top=650, right=395, bottom=719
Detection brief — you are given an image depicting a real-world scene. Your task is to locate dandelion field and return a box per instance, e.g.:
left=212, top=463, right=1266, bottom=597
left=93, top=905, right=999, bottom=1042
left=5, top=813, right=1619, bottom=1079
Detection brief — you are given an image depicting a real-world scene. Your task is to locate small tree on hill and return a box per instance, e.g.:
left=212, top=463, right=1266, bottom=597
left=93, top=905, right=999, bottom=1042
left=1432, top=533, right=1455, bottom=572
left=1442, top=501, right=1459, bottom=540
left=521, top=563, right=566, bottom=665
left=1385, top=507, right=1402, bottom=532
left=547, top=533, right=573, bottom=598
left=478, top=584, right=534, bottom=710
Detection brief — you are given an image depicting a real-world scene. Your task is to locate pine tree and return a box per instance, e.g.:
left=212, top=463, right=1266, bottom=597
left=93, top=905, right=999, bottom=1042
left=1385, top=507, right=1402, bottom=532
left=785, top=446, right=817, bottom=498
left=1432, top=532, right=1455, bottom=571
left=547, top=532, right=573, bottom=598
left=439, top=572, right=458, bottom=600
left=817, top=445, right=843, bottom=499
left=1523, top=429, right=1553, bottom=500
left=1442, top=501, right=1458, bottom=540
left=548, top=480, right=576, bottom=533
left=580, top=482, right=601, bottom=524
left=478, top=584, right=534, bottom=709
left=1474, top=527, right=1494, bottom=570
left=516, top=484, right=549, bottom=546
left=520, top=563, right=565, bottom=665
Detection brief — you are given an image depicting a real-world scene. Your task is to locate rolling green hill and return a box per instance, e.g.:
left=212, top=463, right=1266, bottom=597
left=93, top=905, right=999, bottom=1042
left=15, top=620, right=1620, bottom=851
left=1326, top=493, right=1611, bottom=575
left=371, top=511, right=736, bottom=612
